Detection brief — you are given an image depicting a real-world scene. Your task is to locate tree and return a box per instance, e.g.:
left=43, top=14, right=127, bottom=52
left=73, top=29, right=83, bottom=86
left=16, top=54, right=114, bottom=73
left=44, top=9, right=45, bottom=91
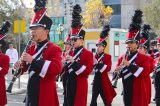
left=143, top=0, right=160, bottom=36
left=0, top=0, right=24, bottom=23
left=0, top=0, right=36, bottom=54
left=0, top=0, right=25, bottom=52
left=58, top=40, right=64, bottom=50
left=47, top=0, right=64, bottom=17
left=83, top=0, right=113, bottom=28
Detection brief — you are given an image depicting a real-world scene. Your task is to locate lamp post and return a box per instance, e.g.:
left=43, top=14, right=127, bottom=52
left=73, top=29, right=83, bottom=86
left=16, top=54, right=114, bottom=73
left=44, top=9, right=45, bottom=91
left=57, top=23, right=64, bottom=41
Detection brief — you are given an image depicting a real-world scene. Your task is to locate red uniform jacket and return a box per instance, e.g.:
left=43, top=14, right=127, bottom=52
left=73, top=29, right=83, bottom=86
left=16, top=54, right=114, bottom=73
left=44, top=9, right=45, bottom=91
left=70, top=48, right=93, bottom=106
left=0, top=52, right=10, bottom=106
left=117, top=52, right=150, bottom=106
left=95, top=53, right=116, bottom=104
left=22, top=42, right=62, bottom=106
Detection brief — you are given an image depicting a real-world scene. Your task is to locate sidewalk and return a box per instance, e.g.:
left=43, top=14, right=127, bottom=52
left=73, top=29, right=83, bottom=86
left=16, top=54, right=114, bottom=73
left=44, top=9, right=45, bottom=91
left=6, top=68, right=28, bottom=94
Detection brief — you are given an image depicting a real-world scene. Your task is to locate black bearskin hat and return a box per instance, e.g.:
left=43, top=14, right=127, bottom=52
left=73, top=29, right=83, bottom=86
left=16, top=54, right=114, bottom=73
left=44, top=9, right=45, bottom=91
left=96, top=25, right=110, bottom=47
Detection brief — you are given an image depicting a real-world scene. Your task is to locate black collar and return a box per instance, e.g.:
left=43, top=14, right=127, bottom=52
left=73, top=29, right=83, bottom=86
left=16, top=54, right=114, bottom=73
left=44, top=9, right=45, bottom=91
left=74, top=46, right=83, bottom=54
left=36, top=39, right=48, bottom=51
left=128, top=51, right=138, bottom=59
left=98, top=52, right=104, bottom=57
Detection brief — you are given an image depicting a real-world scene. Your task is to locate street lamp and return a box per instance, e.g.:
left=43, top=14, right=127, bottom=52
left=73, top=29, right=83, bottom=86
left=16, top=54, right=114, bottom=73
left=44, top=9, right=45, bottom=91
left=57, top=23, right=64, bottom=41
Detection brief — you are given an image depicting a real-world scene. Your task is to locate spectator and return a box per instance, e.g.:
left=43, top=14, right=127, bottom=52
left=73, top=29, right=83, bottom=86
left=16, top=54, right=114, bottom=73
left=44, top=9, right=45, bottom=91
left=5, top=44, right=18, bottom=67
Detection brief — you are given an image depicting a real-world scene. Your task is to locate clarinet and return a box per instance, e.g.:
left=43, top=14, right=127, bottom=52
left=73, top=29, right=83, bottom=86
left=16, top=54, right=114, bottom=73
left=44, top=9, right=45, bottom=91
left=63, top=45, right=74, bottom=70
left=63, top=46, right=73, bottom=65
left=60, top=45, right=73, bottom=78
left=93, top=52, right=104, bottom=71
left=112, top=49, right=129, bottom=88
left=7, top=37, right=33, bottom=93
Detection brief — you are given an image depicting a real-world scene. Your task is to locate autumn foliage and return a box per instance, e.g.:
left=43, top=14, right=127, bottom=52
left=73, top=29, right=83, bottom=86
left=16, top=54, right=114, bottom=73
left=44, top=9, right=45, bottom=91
left=83, top=0, right=113, bottom=28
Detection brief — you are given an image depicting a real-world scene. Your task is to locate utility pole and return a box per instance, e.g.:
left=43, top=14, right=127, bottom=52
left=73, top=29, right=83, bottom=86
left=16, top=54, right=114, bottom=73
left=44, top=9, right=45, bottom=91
left=17, top=0, right=26, bottom=89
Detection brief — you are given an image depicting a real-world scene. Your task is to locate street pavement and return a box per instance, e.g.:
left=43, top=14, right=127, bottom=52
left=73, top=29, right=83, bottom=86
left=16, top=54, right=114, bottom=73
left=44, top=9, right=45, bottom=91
left=6, top=69, right=156, bottom=106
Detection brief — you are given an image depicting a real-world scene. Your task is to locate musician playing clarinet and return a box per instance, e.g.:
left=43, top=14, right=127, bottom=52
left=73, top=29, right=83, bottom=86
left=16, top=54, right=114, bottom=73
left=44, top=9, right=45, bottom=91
left=62, top=35, right=74, bottom=106
left=13, top=0, right=62, bottom=106
left=90, top=25, right=116, bottom=106
left=115, top=10, right=150, bottom=106
left=64, top=4, right=93, bottom=106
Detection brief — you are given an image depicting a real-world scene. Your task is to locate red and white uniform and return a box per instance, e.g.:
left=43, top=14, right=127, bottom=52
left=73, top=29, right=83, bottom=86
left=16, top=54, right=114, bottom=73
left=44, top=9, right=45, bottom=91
left=0, top=52, right=10, bottom=106
left=66, top=47, right=94, bottom=106
left=94, top=53, right=116, bottom=104
left=116, top=52, right=150, bottom=106
left=75, top=48, right=93, bottom=106
left=22, top=41, right=62, bottom=106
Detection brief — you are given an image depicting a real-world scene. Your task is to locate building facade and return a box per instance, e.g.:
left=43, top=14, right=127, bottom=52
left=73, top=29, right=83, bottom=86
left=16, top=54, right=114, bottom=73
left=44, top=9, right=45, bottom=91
left=48, top=0, right=87, bottom=43
left=121, top=0, right=150, bottom=29
left=103, top=0, right=121, bottom=28
left=103, top=0, right=150, bottom=28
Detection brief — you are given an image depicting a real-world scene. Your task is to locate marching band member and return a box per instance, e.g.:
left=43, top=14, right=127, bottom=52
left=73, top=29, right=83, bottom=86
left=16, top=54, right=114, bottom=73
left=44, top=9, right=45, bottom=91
left=0, top=42, right=10, bottom=106
left=64, top=4, right=94, bottom=106
left=0, top=21, right=10, bottom=106
left=138, top=24, right=154, bottom=104
left=62, top=35, right=74, bottom=106
left=13, top=0, right=62, bottom=106
left=115, top=10, right=150, bottom=106
left=90, top=25, right=116, bottom=106
left=154, top=37, right=160, bottom=105
left=151, top=38, right=160, bottom=102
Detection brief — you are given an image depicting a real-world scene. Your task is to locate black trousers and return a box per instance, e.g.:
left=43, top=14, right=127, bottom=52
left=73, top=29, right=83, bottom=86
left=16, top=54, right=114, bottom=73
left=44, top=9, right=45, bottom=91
left=66, top=72, right=77, bottom=106
left=62, top=72, right=68, bottom=106
left=90, top=74, right=111, bottom=106
left=155, top=74, right=160, bottom=106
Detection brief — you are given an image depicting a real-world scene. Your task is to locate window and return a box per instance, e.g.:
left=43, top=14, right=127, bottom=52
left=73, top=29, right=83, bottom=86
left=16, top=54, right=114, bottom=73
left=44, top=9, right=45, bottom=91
left=105, top=0, right=120, bottom=4
left=53, top=17, right=65, bottom=25
left=49, top=17, right=65, bottom=43
left=104, top=4, right=121, bottom=28
left=106, top=4, right=121, bottom=15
